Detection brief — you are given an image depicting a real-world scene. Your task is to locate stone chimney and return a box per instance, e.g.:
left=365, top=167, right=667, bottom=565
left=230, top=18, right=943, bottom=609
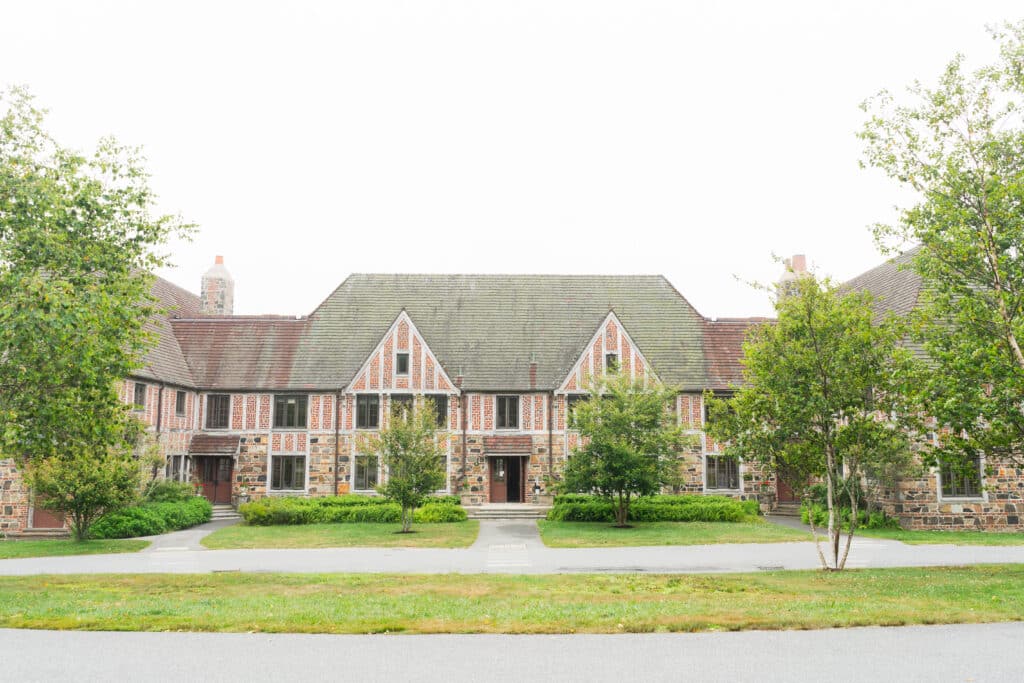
left=777, top=253, right=808, bottom=298
left=200, top=255, right=234, bottom=315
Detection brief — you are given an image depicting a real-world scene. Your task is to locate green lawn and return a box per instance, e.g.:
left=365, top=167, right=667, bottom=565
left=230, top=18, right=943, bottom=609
left=0, top=566, right=1022, bottom=633
left=201, top=521, right=480, bottom=549
left=537, top=518, right=811, bottom=547
left=857, top=528, right=1024, bottom=545
left=0, top=539, right=149, bottom=560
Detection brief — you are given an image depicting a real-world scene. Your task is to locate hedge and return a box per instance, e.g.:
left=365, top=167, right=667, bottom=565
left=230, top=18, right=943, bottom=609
left=801, top=503, right=900, bottom=530
left=90, top=497, right=213, bottom=539
left=547, top=494, right=754, bottom=523
left=238, top=495, right=466, bottom=526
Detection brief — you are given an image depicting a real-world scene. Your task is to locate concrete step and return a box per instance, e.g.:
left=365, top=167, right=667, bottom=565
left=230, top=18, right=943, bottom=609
left=211, top=504, right=241, bottom=521
left=465, top=506, right=551, bottom=520
left=771, top=504, right=802, bottom=518
left=12, top=528, right=71, bottom=539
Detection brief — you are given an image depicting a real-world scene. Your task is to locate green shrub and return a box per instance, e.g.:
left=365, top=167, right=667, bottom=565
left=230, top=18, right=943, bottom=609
left=91, top=497, right=212, bottom=539
left=547, top=494, right=750, bottom=523
left=800, top=503, right=901, bottom=530
left=238, top=495, right=465, bottom=525
left=741, top=499, right=761, bottom=516
left=143, top=480, right=197, bottom=503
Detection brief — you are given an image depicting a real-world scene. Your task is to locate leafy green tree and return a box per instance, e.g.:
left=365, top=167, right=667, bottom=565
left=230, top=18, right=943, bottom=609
left=860, top=22, right=1024, bottom=474
left=706, top=275, right=919, bottom=570
left=0, top=87, right=191, bottom=461
left=374, top=398, right=447, bottom=533
left=562, top=373, right=689, bottom=528
left=27, top=449, right=140, bottom=541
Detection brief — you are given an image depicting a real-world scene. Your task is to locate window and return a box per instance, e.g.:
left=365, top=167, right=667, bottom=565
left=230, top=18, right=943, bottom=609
left=496, top=395, right=519, bottom=429
left=605, top=353, right=619, bottom=372
left=175, top=391, right=187, bottom=417
left=391, top=394, right=413, bottom=419
left=271, top=455, right=306, bottom=491
left=706, top=454, right=740, bottom=490
left=940, top=455, right=982, bottom=498
left=567, top=394, right=588, bottom=427
left=273, top=395, right=308, bottom=429
left=396, top=352, right=410, bottom=375
left=356, top=394, right=380, bottom=429
left=166, top=455, right=188, bottom=481
left=427, top=394, right=448, bottom=427
left=133, top=383, right=147, bottom=411
left=355, top=455, right=379, bottom=490
left=206, top=394, right=230, bottom=429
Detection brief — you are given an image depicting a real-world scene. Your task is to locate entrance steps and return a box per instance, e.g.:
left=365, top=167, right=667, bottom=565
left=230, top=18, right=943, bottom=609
left=771, top=503, right=802, bottom=518
left=211, top=504, right=242, bottom=521
left=465, top=504, right=551, bottom=520
left=10, top=527, right=70, bottom=540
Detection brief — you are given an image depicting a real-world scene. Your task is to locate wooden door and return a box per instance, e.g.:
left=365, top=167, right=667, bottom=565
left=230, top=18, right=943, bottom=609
left=506, top=457, right=522, bottom=503
left=777, top=477, right=798, bottom=503
left=490, top=457, right=507, bottom=503
left=198, top=457, right=233, bottom=504
left=30, top=498, right=65, bottom=529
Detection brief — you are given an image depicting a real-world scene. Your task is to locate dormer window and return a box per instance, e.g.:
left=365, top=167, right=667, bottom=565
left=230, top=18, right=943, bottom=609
left=605, top=353, right=619, bottom=373
left=396, top=353, right=410, bottom=376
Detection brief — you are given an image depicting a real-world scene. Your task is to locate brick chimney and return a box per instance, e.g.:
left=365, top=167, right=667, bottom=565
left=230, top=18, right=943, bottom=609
left=778, top=253, right=808, bottom=298
left=200, top=255, right=234, bottom=315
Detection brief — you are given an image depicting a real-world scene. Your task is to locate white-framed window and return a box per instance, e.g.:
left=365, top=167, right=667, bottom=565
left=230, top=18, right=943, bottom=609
left=496, top=395, right=519, bottom=429
left=273, top=394, right=308, bottom=429
left=705, top=453, right=740, bottom=490
left=355, top=454, right=379, bottom=490
left=396, top=352, right=410, bottom=376
left=270, top=454, right=306, bottom=491
left=133, top=382, right=147, bottom=411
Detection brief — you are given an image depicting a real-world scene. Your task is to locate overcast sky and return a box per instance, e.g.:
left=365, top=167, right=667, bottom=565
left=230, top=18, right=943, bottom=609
left=2, top=1, right=1021, bottom=317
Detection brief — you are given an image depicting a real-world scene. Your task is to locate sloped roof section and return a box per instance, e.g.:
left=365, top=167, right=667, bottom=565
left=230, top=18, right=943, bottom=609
left=842, top=246, right=923, bottom=322
left=188, top=433, right=240, bottom=456
left=702, top=318, right=769, bottom=389
left=133, top=277, right=201, bottom=388
left=172, top=316, right=309, bottom=390
left=291, top=274, right=710, bottom=391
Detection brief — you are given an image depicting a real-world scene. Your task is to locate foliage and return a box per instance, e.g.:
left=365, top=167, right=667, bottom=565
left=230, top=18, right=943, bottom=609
left=238, top=495, right=465, bottom=526
left=705, top=275, right=920, bottom=570
left=90, top=497, right=212, bottom=539
left=372, top=398, right=447, bottom=532
left=860, top=22, right=1024, bottom=472
left=142, top=480, right=197, bottom=503
left=560, top=373, right=690, bottom=527
left=26, top=450, right=140, bottom=541
left=0, top=87, right=192, bottom=460
left=800, top=503, right=901, bottom=531
left=546, top=493, right=749, bottom=523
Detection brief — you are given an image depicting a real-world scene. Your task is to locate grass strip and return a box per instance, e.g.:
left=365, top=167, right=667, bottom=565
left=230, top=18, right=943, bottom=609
left=537, top=519, right=811, bottom=548
left=200, top=521, right=480, bottom=549
left=856, top=528, right=1024, bottom=545
left=1, top=566, right=1021, bottom=634
left=0, top=539, right=149, bottom=560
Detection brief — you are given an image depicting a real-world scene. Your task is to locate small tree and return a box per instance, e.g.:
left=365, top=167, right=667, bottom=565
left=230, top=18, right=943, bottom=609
left=374, top=398, right=447, bottom=533
left=561, top=373, right=688, bottom=527
left=706, top=274, right=919, bottom=570
left=27, top=449, right=140, bottom=541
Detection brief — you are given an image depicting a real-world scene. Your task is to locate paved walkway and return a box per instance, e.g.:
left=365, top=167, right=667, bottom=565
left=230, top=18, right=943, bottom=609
left=2, top=519, right=1024, bottom=575
left=4, top=623, right=1023, bottom=682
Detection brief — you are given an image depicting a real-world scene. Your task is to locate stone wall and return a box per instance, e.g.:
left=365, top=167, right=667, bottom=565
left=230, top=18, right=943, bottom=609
left=0, top=458, right=28, bottom=536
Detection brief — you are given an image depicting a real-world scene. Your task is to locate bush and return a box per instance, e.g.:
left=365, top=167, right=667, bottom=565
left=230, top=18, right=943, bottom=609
left=143, top=480, right=197, bottom=503
left=91, top=496, right=212, bottom=539
left=238, top=495, right=466, bottom=526
left=800, top=503, right=901, bottom=530
left=547, top=494, right=750, bottom=523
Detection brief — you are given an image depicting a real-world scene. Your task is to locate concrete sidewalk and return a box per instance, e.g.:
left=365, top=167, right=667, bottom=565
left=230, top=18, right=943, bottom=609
left=2, top=519, right=1024, bottom=575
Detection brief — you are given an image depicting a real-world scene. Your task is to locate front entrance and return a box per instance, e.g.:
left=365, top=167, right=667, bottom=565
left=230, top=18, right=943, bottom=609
left=776, top=476, right=798, bottom=503
left=489, top=456, right=525, bottom=503
left=196, top=456, right=233, bottom=504
left=30, top=496, right=64, bottom=529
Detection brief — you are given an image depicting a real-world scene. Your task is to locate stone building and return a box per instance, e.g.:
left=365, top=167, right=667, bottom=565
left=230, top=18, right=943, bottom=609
left=2, top=251, right=1022, bottom=535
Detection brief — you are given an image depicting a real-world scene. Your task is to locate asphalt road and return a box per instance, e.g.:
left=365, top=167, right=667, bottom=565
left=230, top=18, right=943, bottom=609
left=2, top=520, right=1024, bottom=575
left=2, top=623, right=1022, bottom=682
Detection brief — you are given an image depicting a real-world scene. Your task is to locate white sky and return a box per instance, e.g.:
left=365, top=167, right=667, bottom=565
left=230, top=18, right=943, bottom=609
left=2, top=1, right=1020, bottom=317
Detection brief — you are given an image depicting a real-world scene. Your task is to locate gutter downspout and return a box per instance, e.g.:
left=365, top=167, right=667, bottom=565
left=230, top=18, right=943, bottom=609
left=548, top=390, right=554, bottom=477
left=334, top=390, right=341, bottom=495
left=460, top=392, right=468, bottom=484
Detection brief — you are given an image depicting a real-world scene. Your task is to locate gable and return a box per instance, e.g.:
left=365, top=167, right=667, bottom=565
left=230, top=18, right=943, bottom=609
left=346, top=311, right=457, bottom=393
left=557, top=312, right=656, bottom=392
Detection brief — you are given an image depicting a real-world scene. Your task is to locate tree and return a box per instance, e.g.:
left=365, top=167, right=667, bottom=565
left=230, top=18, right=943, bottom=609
left=0, top=87, right=191, bottom=461
left=706, top=275, right=919, bottom=571
left=374, top=398, right=447, bottom=533
left=27, top=449, right=140, bottom=541
left=860, top=22, right=1024, bottom=473
left=561, top=373, right=688, bottom=528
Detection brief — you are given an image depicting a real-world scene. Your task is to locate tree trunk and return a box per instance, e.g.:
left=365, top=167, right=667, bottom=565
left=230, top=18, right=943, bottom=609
left=838, top=480, right=858, bottom=571
left=614, top=492, right=630, bottom=527
left=825, top=446, right=838, bottom=570
left=401, top=505, right=413, bottom=533
left=805, top=492, right=829, bottom=570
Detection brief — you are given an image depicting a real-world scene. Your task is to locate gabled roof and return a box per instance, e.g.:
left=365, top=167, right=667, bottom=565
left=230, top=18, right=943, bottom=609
left=291, top=274, right=710, bottom=391
left=133, top=277, right=201, bottom=388
left=842, top=246, right=924, bottom=322
left=702, top=318, right=769, bottom=389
